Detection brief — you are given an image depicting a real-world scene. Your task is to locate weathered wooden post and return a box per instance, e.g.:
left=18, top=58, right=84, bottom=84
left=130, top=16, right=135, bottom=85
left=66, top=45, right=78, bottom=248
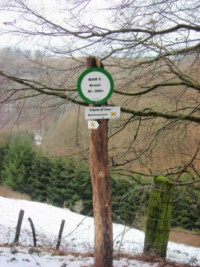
left=89, top=116, right=113, bottom=267
left=86, top=56, right=113, bottom=267
left=28, top=217, right=37, bottom=247
left=78, top=57, right=113, bottom=267
left=144, top=176, right=174, bottom=258
left=13, top=209, right=24, bottom=245
left=56, top=219, right=65, bottom=250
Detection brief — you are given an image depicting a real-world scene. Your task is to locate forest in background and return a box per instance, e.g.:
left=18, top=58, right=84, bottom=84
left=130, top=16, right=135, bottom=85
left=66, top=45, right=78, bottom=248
left=0, top=1, right=200, bottom=265
left=0, top=45, right=200, bottom=233
left=0, top=131, right=200, bottom=231
left=0, top=47, right=199, bottom=175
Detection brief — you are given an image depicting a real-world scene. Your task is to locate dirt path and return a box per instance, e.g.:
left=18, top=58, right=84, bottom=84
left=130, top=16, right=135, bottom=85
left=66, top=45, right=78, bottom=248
left=0, top=185, right=30, bottom=200
left=169, top=230, right=200, bottom=247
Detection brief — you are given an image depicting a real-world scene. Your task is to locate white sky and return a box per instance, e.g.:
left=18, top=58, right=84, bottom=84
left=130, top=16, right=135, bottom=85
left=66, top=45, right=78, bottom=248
left=1, top=0, right=198, bottom=56
left=0, top=0, right=113, bottom=50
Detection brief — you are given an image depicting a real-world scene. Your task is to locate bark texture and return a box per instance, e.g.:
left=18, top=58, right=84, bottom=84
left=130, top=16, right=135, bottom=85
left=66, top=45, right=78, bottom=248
left=87, top=56, right=113, bottom=267
left=144, top=176, right=174, bottom=258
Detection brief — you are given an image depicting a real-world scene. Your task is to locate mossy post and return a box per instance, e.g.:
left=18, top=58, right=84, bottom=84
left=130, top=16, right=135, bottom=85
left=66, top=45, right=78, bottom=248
left=144, top=176, right=174, bottom=258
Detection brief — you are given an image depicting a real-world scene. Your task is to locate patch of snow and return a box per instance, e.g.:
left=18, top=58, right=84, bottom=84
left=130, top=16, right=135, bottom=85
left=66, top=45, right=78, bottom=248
left=34, top=133, right=42, bottom=146
left=0, top=196, right=199, bottom=266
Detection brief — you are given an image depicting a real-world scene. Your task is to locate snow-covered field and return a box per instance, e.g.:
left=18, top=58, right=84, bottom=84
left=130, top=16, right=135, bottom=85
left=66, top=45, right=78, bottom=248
left=0, top=196, right=199, bottom=266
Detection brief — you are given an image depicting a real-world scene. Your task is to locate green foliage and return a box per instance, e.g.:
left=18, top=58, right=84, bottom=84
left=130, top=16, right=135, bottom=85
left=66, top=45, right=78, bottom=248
left=0, top=132, right=92, bottom=213
left=0, top=132, right=200, bottom=231
left=1, top=132, right=35, bottom=192
left=47, top=158, right=92, bottom=214
left=171, top=187, right=200, bottom=231
left=111, top=177, right=150, bottom=226
left=0, top=141, right=9, bottom=182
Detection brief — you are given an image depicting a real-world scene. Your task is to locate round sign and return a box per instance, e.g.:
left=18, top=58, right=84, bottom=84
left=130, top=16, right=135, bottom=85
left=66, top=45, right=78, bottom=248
left=77, top=68, right=114, bottom=104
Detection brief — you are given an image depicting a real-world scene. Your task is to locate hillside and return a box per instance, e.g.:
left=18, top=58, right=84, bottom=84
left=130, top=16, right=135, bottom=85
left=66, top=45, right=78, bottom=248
left=0, top=48, right=199, bottom=176
left=0, top=196, right=200, bottom=266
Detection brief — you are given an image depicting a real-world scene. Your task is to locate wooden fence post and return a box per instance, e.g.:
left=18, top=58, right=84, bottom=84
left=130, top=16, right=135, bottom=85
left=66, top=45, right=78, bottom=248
left=13, top=209, right=24, bottom=245
left=28, top=217, right=37, bottom=247
left=87, top=56, right=113, bottom=267
left=56, top=219, right=65, bottom=250
left=144, top=176, right=174, bottom=258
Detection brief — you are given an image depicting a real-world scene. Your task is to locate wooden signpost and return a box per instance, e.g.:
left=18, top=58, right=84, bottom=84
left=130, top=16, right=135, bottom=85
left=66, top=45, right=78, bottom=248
left=77, top=56, right=116, bottom=267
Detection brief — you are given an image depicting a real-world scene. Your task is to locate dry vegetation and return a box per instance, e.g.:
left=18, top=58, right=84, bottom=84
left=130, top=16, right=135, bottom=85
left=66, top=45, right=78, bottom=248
left=0, top=185, right=30, bottom=200
left=1, top=53, right=199, bottom=176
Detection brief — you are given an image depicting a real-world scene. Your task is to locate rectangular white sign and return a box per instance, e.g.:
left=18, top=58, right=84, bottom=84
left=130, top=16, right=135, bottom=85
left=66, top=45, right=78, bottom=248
left=85, top=106, right=120, bottom=120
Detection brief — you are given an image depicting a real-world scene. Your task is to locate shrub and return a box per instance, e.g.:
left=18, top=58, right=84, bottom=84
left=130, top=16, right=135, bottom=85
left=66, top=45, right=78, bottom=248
left=0, top=132, right=200, bottom=230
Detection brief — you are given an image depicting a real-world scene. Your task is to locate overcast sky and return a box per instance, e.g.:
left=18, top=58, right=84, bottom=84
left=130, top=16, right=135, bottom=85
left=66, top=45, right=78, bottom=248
left=0, top=0, right=112, bottom=50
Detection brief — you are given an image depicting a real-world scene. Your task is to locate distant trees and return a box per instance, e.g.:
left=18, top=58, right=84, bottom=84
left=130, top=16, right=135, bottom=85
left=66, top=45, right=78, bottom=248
left=0, top=0, right=199, bottom=185
left=0, top=2, right=200, bottom=261
left=0, top=131, right=199, bottom=231
left=0, top=131, right=92, bottom=208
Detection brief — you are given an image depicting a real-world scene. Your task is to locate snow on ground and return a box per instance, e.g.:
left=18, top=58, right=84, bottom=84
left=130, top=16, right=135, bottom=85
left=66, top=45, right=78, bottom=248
left=0, top=196, right=200, bottom=267
left=0, top=246, right=157, bottom=267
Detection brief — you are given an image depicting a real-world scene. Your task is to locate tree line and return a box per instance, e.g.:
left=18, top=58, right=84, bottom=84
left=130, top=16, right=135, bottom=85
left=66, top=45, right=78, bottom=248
left=0, top=131, right=199, bottom=231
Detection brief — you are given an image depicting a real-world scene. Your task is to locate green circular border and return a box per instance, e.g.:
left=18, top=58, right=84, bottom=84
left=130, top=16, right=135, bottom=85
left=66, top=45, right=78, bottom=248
left=77, top=67, right=114, bottom=104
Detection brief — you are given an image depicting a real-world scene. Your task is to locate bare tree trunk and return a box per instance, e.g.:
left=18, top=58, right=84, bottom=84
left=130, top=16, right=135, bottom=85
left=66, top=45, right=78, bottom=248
left=87, top=56, right=113, bottom=267
left=144, top=176, right=174, bottom=258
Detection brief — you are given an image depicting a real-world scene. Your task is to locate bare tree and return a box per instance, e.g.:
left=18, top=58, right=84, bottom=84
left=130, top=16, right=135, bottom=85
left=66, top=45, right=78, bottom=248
left=0, top=0, right=200, bottom=186
left=1, top=0, right=200, bottom=264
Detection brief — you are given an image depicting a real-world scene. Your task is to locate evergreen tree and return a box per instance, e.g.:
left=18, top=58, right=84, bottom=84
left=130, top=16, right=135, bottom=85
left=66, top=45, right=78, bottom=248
left=1, top=132, right=35, bottom=192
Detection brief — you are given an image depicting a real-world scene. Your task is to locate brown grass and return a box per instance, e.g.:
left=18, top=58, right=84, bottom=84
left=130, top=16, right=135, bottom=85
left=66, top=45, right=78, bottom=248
left=170, top=230, right=200, bottom=248
left=0, top=185, right=30, bottom=200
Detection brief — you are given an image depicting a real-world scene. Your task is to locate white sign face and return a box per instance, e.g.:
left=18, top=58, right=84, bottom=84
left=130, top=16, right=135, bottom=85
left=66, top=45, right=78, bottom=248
left=82, top=72, right=110, bottom=101
left=88, top=120, right=99, bottom=129
left=85, top=106, right=121, bottom=120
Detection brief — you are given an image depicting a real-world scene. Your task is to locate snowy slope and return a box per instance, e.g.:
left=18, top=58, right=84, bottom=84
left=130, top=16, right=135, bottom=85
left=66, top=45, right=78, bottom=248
left=0, top=196, right=199, bottom=267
